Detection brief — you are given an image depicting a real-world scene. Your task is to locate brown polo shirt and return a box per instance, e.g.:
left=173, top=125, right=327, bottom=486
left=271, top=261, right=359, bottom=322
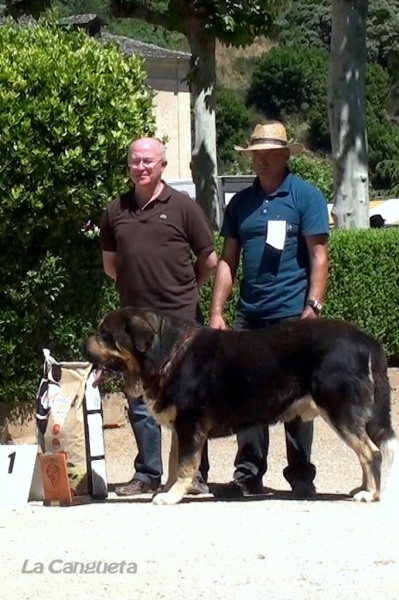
left=100, top=183, right=215, bottom=320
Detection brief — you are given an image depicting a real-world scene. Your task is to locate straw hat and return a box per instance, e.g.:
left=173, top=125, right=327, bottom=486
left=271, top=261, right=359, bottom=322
left=235, top=122, right=303, bottom=154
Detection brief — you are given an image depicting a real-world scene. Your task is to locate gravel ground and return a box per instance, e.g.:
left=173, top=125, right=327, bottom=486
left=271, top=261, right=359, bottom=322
left=1, top=376, right=399, bottom=600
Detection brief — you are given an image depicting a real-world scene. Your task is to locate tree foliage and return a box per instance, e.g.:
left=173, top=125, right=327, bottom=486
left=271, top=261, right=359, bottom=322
left=246, top=44, right=399, bottom=194
left=367, top=0, right=399, bottom=80
left=277, top=0, right=399, bottom=81
left=7, top=0, right=285, bottom=228
left=276, top=0, right=331, bottom=51
left=289, top=154, right=333, bottom=202
left=215, top=88, right=252, bottom=173
left=0, top=19, right=154, bottom=243
left=367, top=113, right=399, bottom=194
left=0, top=21, right=155, bottom=400
left=246, top=46, right=328, bottom=122
left=109, top=0, right=284, bottom=47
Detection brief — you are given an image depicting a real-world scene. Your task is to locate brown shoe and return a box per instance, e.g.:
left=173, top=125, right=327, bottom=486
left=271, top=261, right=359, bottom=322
left=115, top=479, right=159, bottom=497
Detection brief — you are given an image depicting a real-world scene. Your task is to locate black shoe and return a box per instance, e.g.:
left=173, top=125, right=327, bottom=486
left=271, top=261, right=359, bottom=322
left=292, top=481, right=317, bottom=499
left=218, top=477, right=265, bottom=498
left=115, top=479, right=160, bottom=497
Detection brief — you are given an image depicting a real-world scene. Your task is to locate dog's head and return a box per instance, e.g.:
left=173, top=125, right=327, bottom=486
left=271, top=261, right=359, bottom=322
left=83, top=307, right=163, bottom=394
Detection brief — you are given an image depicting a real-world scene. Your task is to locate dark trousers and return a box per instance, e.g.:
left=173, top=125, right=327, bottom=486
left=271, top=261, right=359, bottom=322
left=233, top=315, right=316, bottom=487
left=127, top=397, right=209, bottom=485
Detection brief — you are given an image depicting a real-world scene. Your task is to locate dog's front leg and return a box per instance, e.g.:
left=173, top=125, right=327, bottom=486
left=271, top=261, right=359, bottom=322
left=153, top=425, right=205, bottom=505
left=162, top=430, right=178, bottom=492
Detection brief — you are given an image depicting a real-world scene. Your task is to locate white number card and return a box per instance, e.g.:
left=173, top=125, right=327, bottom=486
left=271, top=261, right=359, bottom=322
left=0, top=445, right=38, bottom=507
left=266, top=220, right=286, bottom=250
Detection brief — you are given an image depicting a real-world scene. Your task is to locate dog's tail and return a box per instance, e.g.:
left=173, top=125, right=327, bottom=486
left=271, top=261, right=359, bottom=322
left=380, top=438, right=399, bottom=509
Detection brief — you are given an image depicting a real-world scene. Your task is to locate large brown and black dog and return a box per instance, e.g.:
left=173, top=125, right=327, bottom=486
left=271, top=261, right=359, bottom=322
left=83, top=307, right=398, bottom=505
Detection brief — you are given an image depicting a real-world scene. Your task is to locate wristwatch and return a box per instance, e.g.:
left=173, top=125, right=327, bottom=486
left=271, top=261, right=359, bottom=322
left=306, top=298, right=323, bottom=315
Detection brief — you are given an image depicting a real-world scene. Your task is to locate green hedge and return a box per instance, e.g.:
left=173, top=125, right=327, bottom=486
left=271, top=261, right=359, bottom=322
left=200, top=229, right=399, bottom=361
left=323, top=228, right=399, bottom=358
left=0, top=22, right=155, bottom=402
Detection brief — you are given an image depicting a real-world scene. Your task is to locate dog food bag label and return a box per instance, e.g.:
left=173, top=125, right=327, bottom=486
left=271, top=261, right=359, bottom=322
left=35, top=350, right=93, bottom=496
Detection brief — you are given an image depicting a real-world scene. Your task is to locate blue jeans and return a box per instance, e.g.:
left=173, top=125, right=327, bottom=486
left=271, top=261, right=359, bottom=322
left=128, top=396, right=209, bottom=485
left=234, top=315, right=316, bottom=487
left=127, top=397, right=162, bottom=486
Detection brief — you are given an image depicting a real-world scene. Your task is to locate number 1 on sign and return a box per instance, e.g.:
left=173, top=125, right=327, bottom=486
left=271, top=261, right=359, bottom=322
left=8, top=451, right=16, bottom=474
left=0, top=445, right=38, bottom=507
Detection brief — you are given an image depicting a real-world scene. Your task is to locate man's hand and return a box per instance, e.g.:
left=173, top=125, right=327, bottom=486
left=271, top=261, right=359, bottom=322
left=209, top=315, right=227, bottom=329
left=300, top=305, right=319, bottom=320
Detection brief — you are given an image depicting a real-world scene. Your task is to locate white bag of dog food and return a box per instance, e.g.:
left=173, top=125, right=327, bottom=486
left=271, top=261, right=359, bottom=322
left=35, top=349, right=107, bottom=499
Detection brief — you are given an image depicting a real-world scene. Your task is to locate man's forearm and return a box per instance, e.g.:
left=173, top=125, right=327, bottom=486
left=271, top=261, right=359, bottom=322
left=307, top=254, right=328, bottom=302
left=210, top=259, right=235, bottom=317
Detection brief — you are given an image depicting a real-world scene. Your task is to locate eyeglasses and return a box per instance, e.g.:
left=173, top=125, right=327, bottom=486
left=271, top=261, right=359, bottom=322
left=129, top=158, right=164, bottom=169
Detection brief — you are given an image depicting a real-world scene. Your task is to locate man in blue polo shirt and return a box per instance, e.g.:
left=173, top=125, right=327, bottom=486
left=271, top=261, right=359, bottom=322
left=210, top=121, right=329, bottom=498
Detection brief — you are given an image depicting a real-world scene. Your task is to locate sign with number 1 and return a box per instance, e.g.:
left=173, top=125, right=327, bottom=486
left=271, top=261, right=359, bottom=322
left=0, top=445, right=38, bottom=507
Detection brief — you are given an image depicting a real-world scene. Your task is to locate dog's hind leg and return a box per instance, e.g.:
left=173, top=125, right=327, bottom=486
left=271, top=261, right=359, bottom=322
left=316, top=355, right=383, bottom=501
left=365, top=345, right=399, bottom=505
left=338, top=428, right=382, bottom=502
left=153, top=421, right=207, bottom=505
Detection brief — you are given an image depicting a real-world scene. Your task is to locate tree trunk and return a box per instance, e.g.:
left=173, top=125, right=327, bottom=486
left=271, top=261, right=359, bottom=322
left=186, top=24, right=222, bottom=230
left=328, top=0, right=369, bottom=229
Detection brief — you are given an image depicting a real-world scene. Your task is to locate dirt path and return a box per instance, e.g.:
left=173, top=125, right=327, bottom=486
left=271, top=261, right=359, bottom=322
left=1, top=371, right=399, bottom=600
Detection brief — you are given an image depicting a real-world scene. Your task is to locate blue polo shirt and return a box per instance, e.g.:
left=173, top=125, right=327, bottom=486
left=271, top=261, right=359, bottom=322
left=221, top=173, right=329, bottom=320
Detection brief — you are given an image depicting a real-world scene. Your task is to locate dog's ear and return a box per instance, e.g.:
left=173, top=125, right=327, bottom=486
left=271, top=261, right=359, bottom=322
left=110, top=326, right=134, bottom=354
left=125, top=315, right=156, bottom=353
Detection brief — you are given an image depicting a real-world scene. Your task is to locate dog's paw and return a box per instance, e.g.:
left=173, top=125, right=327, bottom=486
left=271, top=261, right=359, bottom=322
left=152, top=491, right=183, bottom=505
left=352, top=490, right=379, bottom=502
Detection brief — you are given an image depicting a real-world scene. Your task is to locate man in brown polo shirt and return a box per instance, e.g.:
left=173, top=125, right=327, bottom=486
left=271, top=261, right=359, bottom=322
left=100, top=136, right=218, bottom=496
